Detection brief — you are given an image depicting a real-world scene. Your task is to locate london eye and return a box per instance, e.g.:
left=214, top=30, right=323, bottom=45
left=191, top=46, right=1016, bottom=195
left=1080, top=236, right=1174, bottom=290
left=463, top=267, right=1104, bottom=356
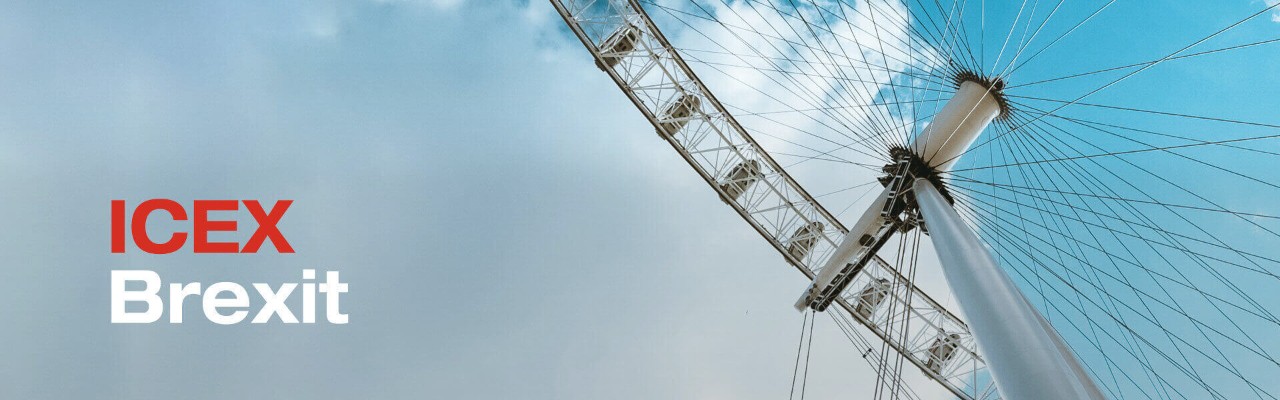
left=550, top=1, right=1280, bottom=398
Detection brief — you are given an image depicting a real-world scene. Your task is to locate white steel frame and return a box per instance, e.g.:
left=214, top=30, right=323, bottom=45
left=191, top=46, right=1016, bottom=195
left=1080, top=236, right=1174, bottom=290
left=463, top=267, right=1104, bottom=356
left=550, top=0, right=995, bottom=398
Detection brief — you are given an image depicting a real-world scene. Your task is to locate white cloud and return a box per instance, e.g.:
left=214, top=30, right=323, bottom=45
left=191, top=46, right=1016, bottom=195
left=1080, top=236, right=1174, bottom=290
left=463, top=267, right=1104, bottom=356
left=0, top=1, right=961, bottom=399
left=304, top=5, right=343, bottom=38
left=372, top=0, right=465, bottom=11
left=647, top=0, right=950, bottom=230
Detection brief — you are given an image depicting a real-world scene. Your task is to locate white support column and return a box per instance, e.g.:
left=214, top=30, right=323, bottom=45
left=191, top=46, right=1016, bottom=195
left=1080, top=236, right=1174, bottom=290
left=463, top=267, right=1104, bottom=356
left=794, top=186, right=893, bottom=310
left=913, top=178, right=1106, bottom=400
left=914, top=80, right=1004, bottom=170
left=795, top=80, right=1006, bottom=310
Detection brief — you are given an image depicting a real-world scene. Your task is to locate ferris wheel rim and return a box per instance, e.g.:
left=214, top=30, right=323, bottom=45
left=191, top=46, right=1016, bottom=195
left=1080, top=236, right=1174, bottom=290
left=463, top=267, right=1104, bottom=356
left=551, top=1, right=1280, bottom=399
left=550, top=1, right=992, bottom=398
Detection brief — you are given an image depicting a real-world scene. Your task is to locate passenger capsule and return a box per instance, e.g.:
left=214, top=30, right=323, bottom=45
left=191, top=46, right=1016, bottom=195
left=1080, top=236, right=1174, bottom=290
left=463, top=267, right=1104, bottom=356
left=925, top=333, right=962, bottom=374
left=853, top=278, right=891, bottom=320
left=658, top=94, right=701, bottom=137
left=786, top=222, right=825, bottom=261
left=719, top=160, right=762, bottom=202
left=597, top=24, right=641, bottom=70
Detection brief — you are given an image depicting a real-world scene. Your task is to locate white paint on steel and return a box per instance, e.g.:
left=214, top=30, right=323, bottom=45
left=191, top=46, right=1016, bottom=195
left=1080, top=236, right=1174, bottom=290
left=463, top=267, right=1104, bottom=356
left=794, top=186, right=892, bottom=310
left=914, top=178, right=1105, bottom=400
left=795, top=80, right=1003, bottom=311
left=550, top=1, right=993, bottom=397
left=912, top=81, right=1004, bottom=171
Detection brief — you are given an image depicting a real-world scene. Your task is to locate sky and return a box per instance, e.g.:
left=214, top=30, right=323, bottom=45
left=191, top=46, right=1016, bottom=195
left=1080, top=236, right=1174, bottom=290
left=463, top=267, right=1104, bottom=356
left=0, top=1, right=936, bottom=398
left=618, top=1, right=1280, bottom=398
left=0, top=1, right=1277, bottom=399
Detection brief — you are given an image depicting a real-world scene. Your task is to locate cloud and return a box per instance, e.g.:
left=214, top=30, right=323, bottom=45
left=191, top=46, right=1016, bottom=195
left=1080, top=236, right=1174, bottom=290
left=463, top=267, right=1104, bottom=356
left=0, top=1, right=956, bottom=399
left=640, top=0, right=951, bottom=223
left=1262, top=0, right=1280, bottom=22
left=372, top=0, right=465, bottom=11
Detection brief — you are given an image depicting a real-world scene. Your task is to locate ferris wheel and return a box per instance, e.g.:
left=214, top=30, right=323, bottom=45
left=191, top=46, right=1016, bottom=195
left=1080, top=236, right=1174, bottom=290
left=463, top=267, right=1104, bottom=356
left=549, top=1, right=1280, bottom=399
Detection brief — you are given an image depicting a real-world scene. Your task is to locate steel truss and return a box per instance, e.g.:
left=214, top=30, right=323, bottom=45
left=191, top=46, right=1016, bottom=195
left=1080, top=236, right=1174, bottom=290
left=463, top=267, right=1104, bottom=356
left=550, top=0, right=997, bottom=397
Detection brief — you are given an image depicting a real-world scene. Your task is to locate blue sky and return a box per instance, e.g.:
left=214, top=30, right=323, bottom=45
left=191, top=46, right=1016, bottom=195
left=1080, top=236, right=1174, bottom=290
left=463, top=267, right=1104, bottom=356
left=1, top=1, right=901, bottom=398
left=625, top=2, right=1280, bottom=397
left=1, top=1, right=1277, bottom=399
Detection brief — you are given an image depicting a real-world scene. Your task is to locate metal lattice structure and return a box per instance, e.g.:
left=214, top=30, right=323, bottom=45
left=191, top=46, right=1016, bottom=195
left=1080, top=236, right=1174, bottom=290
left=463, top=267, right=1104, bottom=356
left=550, top=0, right=1280, bottom=398
left=550, top=1, right=993, bottom=397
